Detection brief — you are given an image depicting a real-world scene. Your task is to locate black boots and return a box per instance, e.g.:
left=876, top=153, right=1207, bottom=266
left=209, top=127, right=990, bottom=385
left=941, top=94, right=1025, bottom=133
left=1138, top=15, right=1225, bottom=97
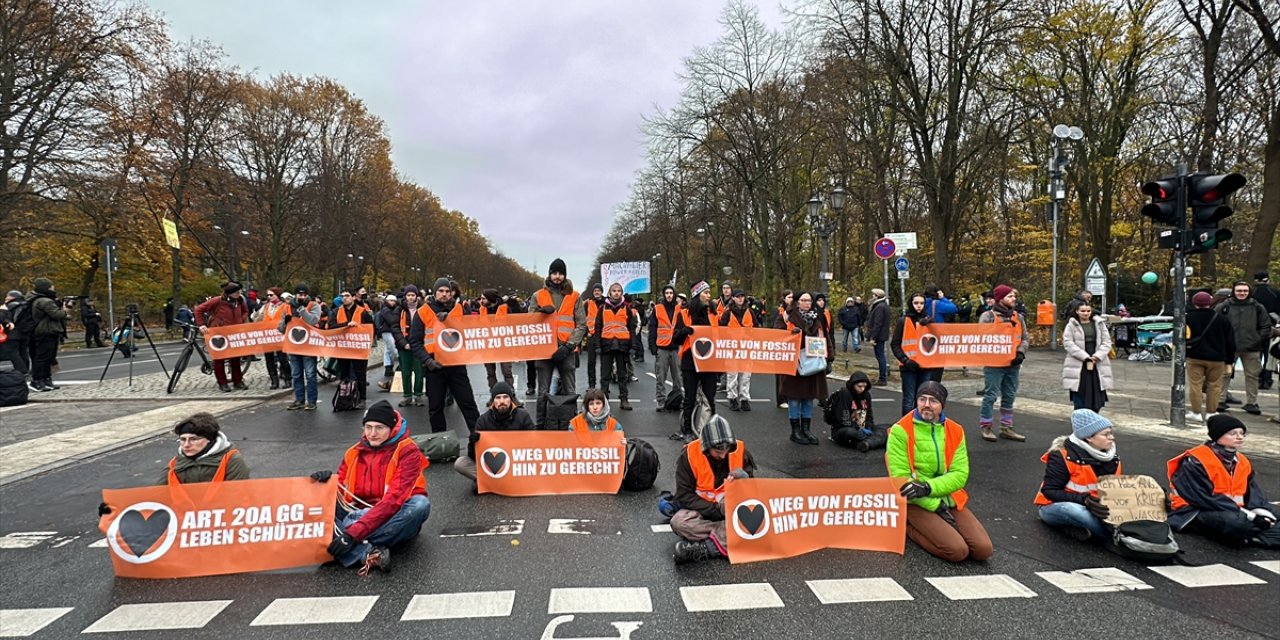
left=800, top=418, right=819, bottom=445
left=790, top=419, right=805, bottom=444
left=673, top=539, right=717, bottom=564
left=384, top=365, right=394, bottom=377
left=269, top=376, right=280, bottom=390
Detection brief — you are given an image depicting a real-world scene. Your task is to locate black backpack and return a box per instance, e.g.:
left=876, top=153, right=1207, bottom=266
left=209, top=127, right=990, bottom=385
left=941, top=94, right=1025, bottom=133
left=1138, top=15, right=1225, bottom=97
left=663, top=388, right=684, bottom=412
left=821, top=390, right=842, bottom=426
left=621, top=437, right=660, bottom=491
left=0, top=369, right=29, bottom=407
left=541, top=393, right=579, bottom=430
left=332, top=378, right=360, bottom=412
left=1107, top=520, right=1180, bottom=563
left=10, top=300, right=36, bottom=338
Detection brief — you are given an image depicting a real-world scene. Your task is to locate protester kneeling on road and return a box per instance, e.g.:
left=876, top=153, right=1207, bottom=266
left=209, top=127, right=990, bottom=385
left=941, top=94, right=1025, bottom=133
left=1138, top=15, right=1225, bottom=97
left=670, top=415, right=757, bottom=564
left=1167, top=415, right=1280, bottom=549
left=316, top=400, right=430, bottom=575
left=885, top=381, right=993, bottom=562
left=1034, top=409, right=1119, bottom=542
left=826, top=371, right=887, bottom=452
left=456, top=382, right=536, bottom=481
left=571, top=388, right=620, bottom=432
left=161, top=413, right=250, bottom=485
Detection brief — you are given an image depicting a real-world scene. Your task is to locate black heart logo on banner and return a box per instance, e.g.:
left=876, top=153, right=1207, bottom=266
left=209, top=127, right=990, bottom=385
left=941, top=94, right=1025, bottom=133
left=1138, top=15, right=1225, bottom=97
left=736, top=504, right=766, bottom=535
left=921, top=335, right=937, bottom=354
left=440, top=330, right=462, bottom=349
left=694, top=338, right=713, bottom=357
left=289, top=327, right=308, bottom=343
left=482, top=450, right=507, bottom=475
left=209, top=336, right=228, bottom=351
left=118, top=509, right=171, bottom=557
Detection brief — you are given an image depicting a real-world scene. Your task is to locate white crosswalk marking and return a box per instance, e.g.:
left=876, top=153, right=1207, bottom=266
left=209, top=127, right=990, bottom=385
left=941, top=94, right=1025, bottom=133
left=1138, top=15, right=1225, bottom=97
left=0, top=607, right=73, bottom=637
left=251, top=596, right=378, bottom=626
left=1035, top=568, right=1152, bottom=593
left=0, top=532, right=55, bottom=549
left=87, top=538, right=108, bottom=548
left=82, top=601, right=231, bottom=633
left=807, top=578, right=913, bottom=603
left=650, top=524, right=673, bottom=533
left=680, top=583, right=784, bottom=612
left=549, top=588, right=652, bottom=614
left=439, top=520, right=525, bottom=537
left=1250, top=560, right=1280, bottom=576
left=401, top=591, right=516, bottom=620
left=926, top=575, right=1037, bottom=600
left=1149, top=564, right=1268, bottom=588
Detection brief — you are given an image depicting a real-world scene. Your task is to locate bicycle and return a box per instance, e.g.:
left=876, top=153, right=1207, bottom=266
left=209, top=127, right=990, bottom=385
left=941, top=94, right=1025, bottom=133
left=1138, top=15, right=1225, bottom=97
left=167, top=321, right=256, bottom=393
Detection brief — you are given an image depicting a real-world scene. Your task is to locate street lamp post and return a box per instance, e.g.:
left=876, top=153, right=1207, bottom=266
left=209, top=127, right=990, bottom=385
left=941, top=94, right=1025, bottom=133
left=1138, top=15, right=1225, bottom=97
left=1049, top=124, right=1083, bottom=350
left=696, top=227, right=710, bottom=279
left=807, top=186, right=845, bottom=296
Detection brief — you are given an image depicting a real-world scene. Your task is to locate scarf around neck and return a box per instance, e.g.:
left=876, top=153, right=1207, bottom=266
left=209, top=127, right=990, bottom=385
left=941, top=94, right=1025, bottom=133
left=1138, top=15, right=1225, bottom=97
left=1069, top=433, right=1117, bottom=462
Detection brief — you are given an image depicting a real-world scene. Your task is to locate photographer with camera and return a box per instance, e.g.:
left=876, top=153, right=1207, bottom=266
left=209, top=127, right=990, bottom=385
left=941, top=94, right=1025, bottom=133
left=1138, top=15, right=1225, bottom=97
left=195, top=281, right=249, bottom=392
left=25, top=278, right=72, bottom=392
left=80, top=298, right=104, bottom=348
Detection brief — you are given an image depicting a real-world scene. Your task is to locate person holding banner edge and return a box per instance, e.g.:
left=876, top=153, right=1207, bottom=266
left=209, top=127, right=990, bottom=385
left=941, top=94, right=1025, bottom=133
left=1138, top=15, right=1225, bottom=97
left=719, top=288, right=754, bottom=412
left=315, top=400, right=430, bottom=576
left=670, top=281, right=719, bottom=443
left=455, top=382, right=537, bottom=482
left=885, top=381, right=993, bottom=562
left=332, top=289, right=374, bottom=410
left=409, top=277, right=481, bottom=434
left=892, top=293, right=943, bottom=418
left=531, top=259, right=588, bottom=425
left=281, top=284, right=323, bottom=410
left=196, top=281, right=249, bottom=392
left=671, top=415, right=757, bottom=564
left=977, top=285, right=1028, bottom=443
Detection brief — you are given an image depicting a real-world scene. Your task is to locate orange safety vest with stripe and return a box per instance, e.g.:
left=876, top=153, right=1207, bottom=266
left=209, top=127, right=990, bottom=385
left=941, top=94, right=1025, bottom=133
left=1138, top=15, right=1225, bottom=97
left=676, top=307, right=696, bottom=360
left=654, top=302, right=680, bottom=347
left=722, top=307, right=754, bottom=328
left=570, top=414, right=620, bottom=432
left=478, top=304, right=509, bottom=318
left=892, top=414, right=969, bottom=510
left=686, top=440, right=745, bottom=503
left=900, top=317, right=924, bottom=360
left=414, top=303, right=464, bottom=356
left=167, top=449, right=238, bottom=486
left=1034, top=448, right=1122, bottom=505
left=339, top=438, right=428, bottom=501
left=600, top=306, right=630, bottom=340
left=535, top=288, right=580, bottom=346
left=335, top=304, right=367, bottom=326
left=1167, top=444, right=1251, bottom=511
left=584, top=299, right=601, bottom=336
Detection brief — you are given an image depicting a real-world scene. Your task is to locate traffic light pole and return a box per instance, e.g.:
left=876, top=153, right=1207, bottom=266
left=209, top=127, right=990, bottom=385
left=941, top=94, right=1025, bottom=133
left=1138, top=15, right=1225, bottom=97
left=1169, top=165, right=1188, bottom=430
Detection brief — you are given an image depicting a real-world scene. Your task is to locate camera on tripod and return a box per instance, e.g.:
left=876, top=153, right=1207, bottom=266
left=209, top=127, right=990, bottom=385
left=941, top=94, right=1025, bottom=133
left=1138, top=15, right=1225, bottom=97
left=126, top=303, right=139, bottom=315
left=62, top=295, right=85, bottom=307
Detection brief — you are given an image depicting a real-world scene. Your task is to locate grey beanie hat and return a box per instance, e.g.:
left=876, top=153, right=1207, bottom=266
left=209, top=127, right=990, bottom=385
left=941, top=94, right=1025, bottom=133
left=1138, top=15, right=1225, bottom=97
left=700, top=415, right=737, bottom=453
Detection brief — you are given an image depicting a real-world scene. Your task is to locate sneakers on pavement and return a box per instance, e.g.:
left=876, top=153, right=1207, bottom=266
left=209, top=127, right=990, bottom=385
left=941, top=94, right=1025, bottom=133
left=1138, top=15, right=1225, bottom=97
left=304, top=403, right=317, bottom=411
left=980, top=426, right=997, bottom=442
left=999, top=426, right=1026, bottom=442
left=1185, top=411, right=1203, bottom=423
left=356, top=547, right=391, bottom=576
left=1243, top=404, right=1261, bottom=415
left=286, top=401, right=305, bottom=411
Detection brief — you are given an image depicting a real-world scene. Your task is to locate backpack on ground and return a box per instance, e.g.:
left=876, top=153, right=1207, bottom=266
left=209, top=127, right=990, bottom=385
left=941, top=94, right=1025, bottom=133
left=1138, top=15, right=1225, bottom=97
left=1107, top=520, right=1180, bottom=562
left=621, top=437, right=660, bottom=492
left=332, top=378, right=360, bottom=412
left=821, top=390, right=842, bottom=426
left=663, top=388, right=684, bottom=412
left=691, top=387, right=713, bottom=438
left=10, top=301, right=36, bottom=339
left=541, top=393, right=579, bottom=430
left=413, top=432, right=460, bottom=463
left=0, top=369, right=29, bottom=407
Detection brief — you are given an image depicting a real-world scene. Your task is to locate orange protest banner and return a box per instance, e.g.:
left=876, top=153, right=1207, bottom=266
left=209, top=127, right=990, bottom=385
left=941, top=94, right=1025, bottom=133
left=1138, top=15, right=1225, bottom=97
left=725, top=477, right=906, bottom=564
left=689, top=326, right=800, bottom=374
left=434, top=314, right=558, bottom=366
left=97, top=477, right=336, bottom=578
left=902, top=321, right=1020, bottom=368
left=203, top=321, right=284, bottom=359
left=281, top=318, right=374, bottom=359
left=476, top=430, right=626, bottom=496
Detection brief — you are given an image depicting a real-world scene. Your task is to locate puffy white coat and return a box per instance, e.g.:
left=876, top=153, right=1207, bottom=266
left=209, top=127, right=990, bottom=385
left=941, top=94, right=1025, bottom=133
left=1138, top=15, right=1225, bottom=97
left=1062, top=316, right=1114, bottom=392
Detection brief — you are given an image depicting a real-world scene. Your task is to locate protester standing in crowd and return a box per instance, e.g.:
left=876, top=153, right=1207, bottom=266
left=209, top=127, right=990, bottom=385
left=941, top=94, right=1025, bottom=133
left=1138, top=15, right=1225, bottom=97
left=410, top=277, right=481, bottom=434
left=670, top=280, right=718, bottom=443
left=892, top=293, right=943, bottom=418
left=530, top=259, right=587, bottom=424
left=583, top=283, right=604, bottom=390
left=282, top=284, right=323, bottom=410
left=775, top=291, right=834, bottom=446
left=597, top=282, right=636, bottom=410
left=923, top=285, right=958, bottom=323
left=196, top=281, right=249, bottom=392
left=977, top=284, right=1028, bottom=442
left=1252, top=272, right=1278, bottom=390
left=866, top=288, right=891, bottom=386
left=375, top=294, right=400, bottom=379
left=838, top=296, right=863, bottom=352
left=774, top=289, right=794, bottom=406
left=1061, top=300, right=1112, bottom=412
left=478, top=289, right=519, bottom=391
left=251, top=288, right=291, bottom=389
left=1220, top=281, right=1272, bottom=415
left=26, top=278, right=71, bottom=392
left=80, top=298, right=104, bottom=348
left=649, top=284, right=684, bottom=413
left=719, top=288, right=755, bottom=412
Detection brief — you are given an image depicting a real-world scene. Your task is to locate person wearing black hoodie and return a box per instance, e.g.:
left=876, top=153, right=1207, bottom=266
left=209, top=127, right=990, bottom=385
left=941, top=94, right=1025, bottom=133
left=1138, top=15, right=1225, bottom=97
left=409, top=277, right=481, bottom=433
left=331, top=289, right=374, bottom=409
left=1186, top=290, right=1235, bottom=421
left=827, top=371, right=887, bottom=451
left=455, top=382, right=536, bottom=481
left=670, top=280, right=718, bottom=443
left=892, top=293, right=943, bottom=418
left=597, top=283, right=637, bottom=410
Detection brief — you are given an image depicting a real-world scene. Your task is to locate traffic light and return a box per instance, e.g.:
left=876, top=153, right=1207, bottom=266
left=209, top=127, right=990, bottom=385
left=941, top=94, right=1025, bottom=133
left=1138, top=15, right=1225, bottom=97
left=1140, top=178, right=1181, bottom=226
left=1184, top=172, right=1245, bottom=254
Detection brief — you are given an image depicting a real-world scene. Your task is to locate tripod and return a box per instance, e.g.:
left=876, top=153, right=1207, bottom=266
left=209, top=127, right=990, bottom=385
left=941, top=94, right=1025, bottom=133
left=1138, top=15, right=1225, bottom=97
left=99, top=306, right=168, bottom=387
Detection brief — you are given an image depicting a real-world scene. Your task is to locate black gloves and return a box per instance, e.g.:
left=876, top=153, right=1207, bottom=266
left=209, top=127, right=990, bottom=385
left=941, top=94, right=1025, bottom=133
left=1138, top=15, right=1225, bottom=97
left=674, top=327, right=693, bottom=339
left=649, top=347, right=658, bottom=356
left=1012, top=352, right=1026, bottom=366
left=900, top=481, right=931, bottom=499
left=423, top=358, right=444, bottom=372
left=310, top=470, right=333, bottom=483
left=537, top=305, right=556, bottom=314
left=97, top=502, right=111, bottom=517
left=791, top=327, right=802, bottom=334
left=327, top=526, right=355, bottom=558
left=551, top=344, right=574, bottom=363
left=902, top=359, right=920, bottom=371
left=1084, top=496, right=1110, bottom=519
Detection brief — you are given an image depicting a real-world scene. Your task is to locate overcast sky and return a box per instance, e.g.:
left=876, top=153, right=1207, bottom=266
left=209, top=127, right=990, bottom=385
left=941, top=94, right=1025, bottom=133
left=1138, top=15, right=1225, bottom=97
left=144, top=0, right=784, bottom=287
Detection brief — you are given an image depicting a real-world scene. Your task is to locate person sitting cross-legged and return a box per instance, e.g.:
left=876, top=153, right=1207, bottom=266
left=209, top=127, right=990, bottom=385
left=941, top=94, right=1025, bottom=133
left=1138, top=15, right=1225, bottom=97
left=1034, top=409, right=1119, bottom=542
left=669, top=415, right=757, bottom=564
left=455, top=382, right=537, bottom=481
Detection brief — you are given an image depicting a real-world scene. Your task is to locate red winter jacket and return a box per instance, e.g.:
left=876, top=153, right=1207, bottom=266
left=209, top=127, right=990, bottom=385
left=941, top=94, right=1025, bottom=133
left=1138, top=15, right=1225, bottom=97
left=194, top=295, right=248, bottom=328
left=335, top=416, right=428, bottom=540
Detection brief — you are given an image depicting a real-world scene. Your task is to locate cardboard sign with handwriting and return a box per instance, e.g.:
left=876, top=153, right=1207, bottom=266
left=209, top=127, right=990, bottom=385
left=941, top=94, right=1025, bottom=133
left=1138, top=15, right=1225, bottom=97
left=203, top=321, right=284, bottom=359
left=1097, top=474, right=1167, bottom=525
left=435, top=314, right=558, bottom=366
left=690, top=326, right=800, bottom=374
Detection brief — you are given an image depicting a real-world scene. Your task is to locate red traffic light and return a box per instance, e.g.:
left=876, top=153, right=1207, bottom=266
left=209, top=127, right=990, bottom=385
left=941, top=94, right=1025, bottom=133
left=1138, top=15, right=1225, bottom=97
left=1141, top=180, right=1176, bottom=200
left=1188, top=172, right=1246, bottom=205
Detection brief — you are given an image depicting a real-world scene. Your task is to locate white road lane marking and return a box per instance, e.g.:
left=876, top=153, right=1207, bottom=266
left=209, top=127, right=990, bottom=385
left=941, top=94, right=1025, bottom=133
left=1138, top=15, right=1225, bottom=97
left=926, top=575, right=1037, bottom=600
left=401, top=591, right=516, bottom=621
left=439, top=520, right=525, bottom=537
left=250, top=596, right=379, bottom=626
left=0, top=532, right=56, bottom=549
left=680, top=583, right=784, bottom=612
left=0, top=607, right=73, bottom=637
left=87, top=538, right=108, bottom=548
left=548, top=588, right=652, bottom=614
left=650, top=524, right=673, bottom=533
left=1149, top=564, right=1268, bottom=587
left=1250, top=560, right=1280, bottom=576
left=1035, top=568, right=1152, bottom=593
left=807, top=578, right=914, bottom=603
left=83, top=601, right=231, bottom=633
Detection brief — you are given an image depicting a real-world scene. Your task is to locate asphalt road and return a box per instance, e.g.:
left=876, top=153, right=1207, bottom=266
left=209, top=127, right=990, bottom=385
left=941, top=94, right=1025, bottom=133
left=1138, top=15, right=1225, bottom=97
left=44, top=340, right=189, bottom=383
left=1, top=365, right=1277, bottom=639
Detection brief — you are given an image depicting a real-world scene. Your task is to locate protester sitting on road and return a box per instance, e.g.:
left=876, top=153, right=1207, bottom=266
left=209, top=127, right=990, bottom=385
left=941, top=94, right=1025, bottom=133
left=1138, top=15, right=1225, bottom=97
left=315, top=400, right=430, bottom=575
left=886, top=381, right=993, bottom=562
left=670, top=415, right=757, bottom=564
left=455, top=382, right=536, bottom=481
left=571, top=388, right=620, bottom=432
left=827, top=371, right=887, bottom=452
left=159, top=413, right=249, bottom=485
left=1034, top=409, right=1119, bottom=542
left=1167, top=415, right=1280, bottom=549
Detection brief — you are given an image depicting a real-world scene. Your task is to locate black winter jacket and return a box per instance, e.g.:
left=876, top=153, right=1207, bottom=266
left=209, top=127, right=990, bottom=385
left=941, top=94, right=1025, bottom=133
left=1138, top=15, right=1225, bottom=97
left=468, top=406, right=536, bottom=459
left=1038, top=438, right=1120, bottom=505
left=1186, top=307, right=1235, bottom=363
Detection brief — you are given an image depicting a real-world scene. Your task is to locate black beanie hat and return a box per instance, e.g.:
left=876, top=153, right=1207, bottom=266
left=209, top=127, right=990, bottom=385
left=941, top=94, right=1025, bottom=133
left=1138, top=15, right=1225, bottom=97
left=402, top=284, right=419, bottom=296
left=294, top=283, right=310, bottom=295
left=549, top=258, right=567, bottom=276
left=222, top=281, right=243, bottom=294
left=362, top=400, right=397, bottom=428
left=490, top=381, right=515, bottom=403
left=1207, top=414, right=1246, bottom=442
left=483, top=288, right=500, bottom=304
left=916, top=381, right=948, bottom=407
left=432, top=277, right=451, bottom=293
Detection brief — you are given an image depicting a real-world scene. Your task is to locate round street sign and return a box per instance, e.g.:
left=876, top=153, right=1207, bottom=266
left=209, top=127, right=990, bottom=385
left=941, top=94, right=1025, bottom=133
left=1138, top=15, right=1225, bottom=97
left=895, top=257, right=909, bottom=271
left=874, top=238, right=896, bottom=260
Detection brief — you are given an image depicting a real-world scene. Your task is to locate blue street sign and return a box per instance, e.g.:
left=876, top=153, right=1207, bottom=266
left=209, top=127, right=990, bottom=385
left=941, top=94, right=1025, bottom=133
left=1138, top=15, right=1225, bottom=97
left=895, top=257, right=909, bottom=271
left=874, top=238, right=896, bottom=260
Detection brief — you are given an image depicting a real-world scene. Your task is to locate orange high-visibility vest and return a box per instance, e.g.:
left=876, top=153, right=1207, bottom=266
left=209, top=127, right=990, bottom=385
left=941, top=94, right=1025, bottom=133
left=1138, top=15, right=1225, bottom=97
left=686, top=440, right=745, bottom=502
left=340, top=437, right=428, bottom=501
left=535, top=288, right=581, bottom=346
left=584, top=299, right=601, bottom=336
left=654, top=302, right=680, bottom=347
left=600, top=305, right=630, bottom=340
left=723, top=308, right=754, bottom=328
left=335, top=305, right=367, bottom=326
left=677, top=307, right=696, bottom=360
left=415, top=303, right=464, bottom=355
left=478, top=304, right=509, bottom=318
left=1168, top=444, right=1251, bottom=511
left=1034, top=448, right=1121, bottom=505
left=570, top=414, right=620, bottom=433
left=167, top=449, right=239, bottom=486
left=891, top=414, right=969, bottom=510
left=262, top=303, right=288, bottom=322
